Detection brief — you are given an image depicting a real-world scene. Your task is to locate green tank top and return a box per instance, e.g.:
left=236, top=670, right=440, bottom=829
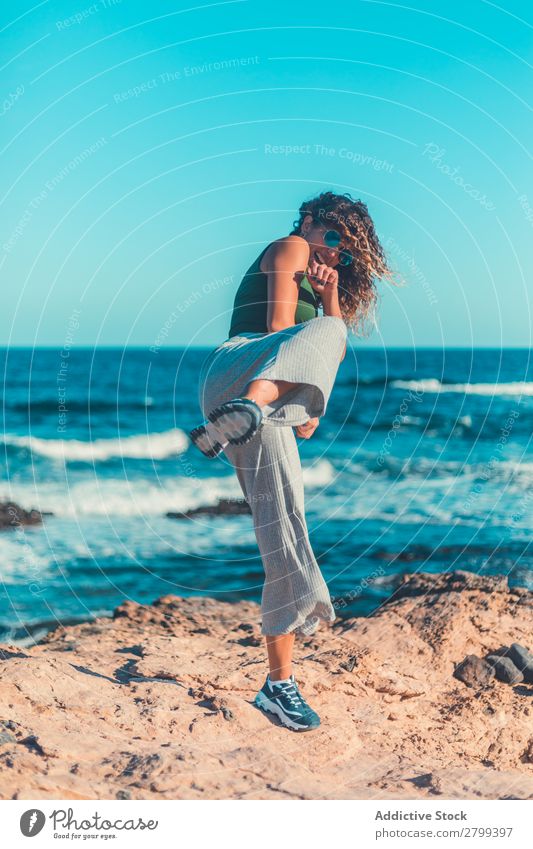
left=228, top=242, right=319, bottom=338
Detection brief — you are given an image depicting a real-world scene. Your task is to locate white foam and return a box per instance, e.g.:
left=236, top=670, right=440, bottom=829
left=0, top=534, right=54, bottom=585
left=301, top=459, right=335, bottom=487
left=5, top=477, right=234, bottom=517
left=391, top=379, right=533, bottom=396
left=3, top=428, right=189, bottom=461
left=3, top=456, right=336, bottom=518
left=401, top=415, right=425, bottom=425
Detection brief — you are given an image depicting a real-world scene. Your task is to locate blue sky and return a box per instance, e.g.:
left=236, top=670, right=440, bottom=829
left=1, top=0, right=532, bottom=347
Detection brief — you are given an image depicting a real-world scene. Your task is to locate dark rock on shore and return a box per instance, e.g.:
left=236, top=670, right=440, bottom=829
left=167, top=497, right=251, bottom=519
left=473, top=643, right=533, bottom=685
left=0, top=501, right=44, bottom=529
left=486, top=655, right=524, bottom=685
left=453, top=655, right=495, bottom=689
left=454, top=640, right=533, bottom=689
left=508, top=644, right=533, bottom=684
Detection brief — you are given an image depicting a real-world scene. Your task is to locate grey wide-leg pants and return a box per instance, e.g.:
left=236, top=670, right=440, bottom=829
left=198, top=315, right=347, bottom=636
left=223, top=425, right=335, bottom=635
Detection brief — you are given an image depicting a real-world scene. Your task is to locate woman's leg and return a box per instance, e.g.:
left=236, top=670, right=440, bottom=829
left=223, top=418, right=332, bottom=730
left=191, top=380, right=300, bottom=459
left=243, top=379, right=297, bottom=409
left=193, top=318, right=348, bottom=457
left=265, top=633, right=295, bottom=681
left=223, top=423, right=335, bottom=648
left=223, top=425, right=297, bottom=680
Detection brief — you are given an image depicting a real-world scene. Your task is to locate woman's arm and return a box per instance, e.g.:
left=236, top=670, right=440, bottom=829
left=261, top=236, right=310, bottom=333
left=307, top=257, right=347, bottom=361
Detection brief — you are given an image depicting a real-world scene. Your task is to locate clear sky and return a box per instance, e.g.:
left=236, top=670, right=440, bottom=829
left=1, top=0, right=532, bottom=347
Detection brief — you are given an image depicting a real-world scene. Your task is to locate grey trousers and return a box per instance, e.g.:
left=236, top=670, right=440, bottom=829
left=198, top=316, right=347, bottom=636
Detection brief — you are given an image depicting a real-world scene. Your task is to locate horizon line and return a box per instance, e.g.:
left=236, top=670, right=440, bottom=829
left=1, top=344, right=531, bottom=350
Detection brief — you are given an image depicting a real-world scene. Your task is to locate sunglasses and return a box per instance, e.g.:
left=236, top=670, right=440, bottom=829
left=320, top=228, right=354, bottom=267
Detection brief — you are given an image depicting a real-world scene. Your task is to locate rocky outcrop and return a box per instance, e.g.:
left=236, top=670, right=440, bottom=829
left=166, top=498, right=251, bottom=519
left=0, top=501, right=44, bottom=529
left=0, top=571, right=531, bottom=800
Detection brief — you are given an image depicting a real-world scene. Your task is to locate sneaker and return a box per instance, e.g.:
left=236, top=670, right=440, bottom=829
left=254, top=674, right=321, bottom=731
left=189, top=397, right=263, bottom=458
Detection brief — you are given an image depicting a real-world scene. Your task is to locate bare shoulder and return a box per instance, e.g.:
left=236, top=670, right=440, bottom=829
left=260, top=234, right=310, bottom=272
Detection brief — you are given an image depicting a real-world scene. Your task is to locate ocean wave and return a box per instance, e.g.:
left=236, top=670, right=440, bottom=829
left=5, top=478, right=235, bottom=517
left=5, top=459, right=333, bottom=517
left=301, top=459, right=335, bottom=487
left=347, top=456, right=533, bottom=488
left=400, top=415, right=425, bottom=426
left=10, top=397, right=156, bottom=413
left=337, top=374, right=386, bottom=388
left=390, top=378, right=533, bottom=396
left=2, top=428, right=189, bottom=462
left=369, top=413, right=472, bottom=432
left=0, top=534, right=55, bottom=585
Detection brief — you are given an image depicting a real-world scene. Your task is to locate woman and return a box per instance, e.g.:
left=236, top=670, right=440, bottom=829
left=190, top=191, right=392, bottom=731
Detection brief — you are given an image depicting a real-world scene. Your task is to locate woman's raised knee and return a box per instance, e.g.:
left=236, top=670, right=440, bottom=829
left=321, top=314, right=347, bottom=333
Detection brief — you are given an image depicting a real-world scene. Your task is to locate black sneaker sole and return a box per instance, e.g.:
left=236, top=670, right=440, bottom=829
left=189, top=399, right=263, bottom=457
left=189, top=425, right=224, bottom=458
left=207, top=401, right=262, bottom=446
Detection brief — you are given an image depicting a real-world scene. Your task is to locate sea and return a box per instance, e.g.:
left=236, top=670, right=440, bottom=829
left=1, top=346, right=531, bottom=645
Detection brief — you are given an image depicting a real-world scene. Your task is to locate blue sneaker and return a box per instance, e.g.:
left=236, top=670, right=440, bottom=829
left=254, top=674, right=321, bottom=731
left=190, top=397, right=263, bottom=458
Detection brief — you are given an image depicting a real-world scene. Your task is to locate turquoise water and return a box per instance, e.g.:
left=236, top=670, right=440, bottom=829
left=0, top=346, right=531, bottom=643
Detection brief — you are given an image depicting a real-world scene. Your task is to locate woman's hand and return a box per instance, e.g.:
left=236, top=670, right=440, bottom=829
left=306, top=258, right=338, bottom=299
left=306, top=258, right=344, bottom=343
left=295, top=417, right=319, bottom=439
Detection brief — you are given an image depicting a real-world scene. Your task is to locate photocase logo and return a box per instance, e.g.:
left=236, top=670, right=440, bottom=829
left=20, top=809, right=46, bottom=836
left=17, top=805, right=159, bottom=840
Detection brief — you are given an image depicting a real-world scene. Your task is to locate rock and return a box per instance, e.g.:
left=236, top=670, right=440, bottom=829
left=395, top=570, right=509, bottom=600
left=486, top=656, right=524, bottom=685
left=193, top=691, right=235, bottom=721
left=339, top=655, right=358, bottom=673
left=508, top=644, right=533, bottom=684
left=0, top=648, right=29, bottom=661
left=521, top=739, right=533, bottom=764
left=231, top=634, right=261, bottom=647
left=453, top=655, right=495, bottom=689
left=489, top=645, right=511, bottom=657
left=373, top=669, right=427, bottom=699
left=166, top=498, right=251, bottom=519
left=0, top=731, right=16, bottom=746
left=116, top=789, right=131, bottom=800
left=0, top=571, right=532, bottom=801
left=0, top=501, right=44, bottom=529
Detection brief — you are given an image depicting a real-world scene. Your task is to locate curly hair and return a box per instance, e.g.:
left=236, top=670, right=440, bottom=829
left=291, top=190, right=396, bottom=334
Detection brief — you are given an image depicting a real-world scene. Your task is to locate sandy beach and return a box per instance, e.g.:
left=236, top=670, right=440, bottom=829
left=0, top=570, right=531, bottom=801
